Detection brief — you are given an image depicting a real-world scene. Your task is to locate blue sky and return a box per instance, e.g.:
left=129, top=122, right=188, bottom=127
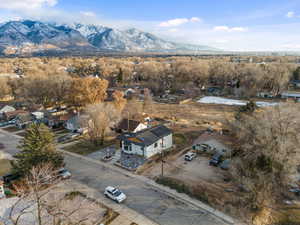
left=1, top=0, right=300, bottom=51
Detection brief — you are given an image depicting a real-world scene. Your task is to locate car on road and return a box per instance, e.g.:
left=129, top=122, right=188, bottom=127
left=209, top=153, right=223, bottom=166
left=104, top=186, right=126, bottom=203
left=57, top=168, right=71, bottom=179
left=184, top=152, right=197, bottom=161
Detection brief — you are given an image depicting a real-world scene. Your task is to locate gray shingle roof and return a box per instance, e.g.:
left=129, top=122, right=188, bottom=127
left=119, top=125, right=171, bottom=146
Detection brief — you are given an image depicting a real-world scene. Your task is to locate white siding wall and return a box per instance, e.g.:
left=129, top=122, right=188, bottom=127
left=144, top=134, right=173, bottom=158
left=133, top=123, right=147, bottom=133
left=121, top=134, right=173, bottom=158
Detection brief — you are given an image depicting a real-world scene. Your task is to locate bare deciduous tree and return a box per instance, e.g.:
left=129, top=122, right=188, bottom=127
left=3, top=164, right=104, bottom=225
left=85, top=103, right=120, bottom=146
left=230, top=103, right=300, bottom=225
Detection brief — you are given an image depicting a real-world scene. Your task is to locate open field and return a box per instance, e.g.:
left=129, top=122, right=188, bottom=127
left=151, top=101, right=236, bottom=126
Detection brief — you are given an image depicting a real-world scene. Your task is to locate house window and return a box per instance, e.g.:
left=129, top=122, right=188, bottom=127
left=154, top=143, right=158, bottom=148
left=124, top=145, right=132, bottom=151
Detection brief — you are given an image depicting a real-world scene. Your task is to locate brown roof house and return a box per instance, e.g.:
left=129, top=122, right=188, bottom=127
left=15, top=112, right=34, bottom=129
left=3, top=110, right=27, bottom=121
left=116, top=119, right=148, bottom=133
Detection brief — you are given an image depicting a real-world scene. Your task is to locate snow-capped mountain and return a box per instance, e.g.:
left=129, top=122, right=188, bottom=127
left=0, top=20, right=219, bottom=55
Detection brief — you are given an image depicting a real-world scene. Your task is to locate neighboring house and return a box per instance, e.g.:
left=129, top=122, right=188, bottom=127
left=0, top=105, right=16, bottom=116
left=116, top=119, right=148, bottom=133
left=31, top=112, right=44, bottom=120
left=65, top=114, right=88, bottom=132
left=119, top=125, right=173, bottom=158
left=257, top=92, right=275, bottom=98
left=281, top=92, right=300, bottom=101
left=47, top=113, right=73, bottom=129
left=3, top=110, right=27, bottom=121
left=15, top=113, right=33, bottom=129
left=124, top=88, right=136, bottom=97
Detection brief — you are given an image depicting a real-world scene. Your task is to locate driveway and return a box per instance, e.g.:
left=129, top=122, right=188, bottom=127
left=0, top=128, right=231, bottom=225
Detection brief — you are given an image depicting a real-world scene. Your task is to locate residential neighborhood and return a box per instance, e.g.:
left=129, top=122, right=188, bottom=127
left=1, top=1, right=300, bottom=224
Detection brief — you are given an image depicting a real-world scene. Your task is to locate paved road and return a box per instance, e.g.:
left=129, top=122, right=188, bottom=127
left=0, top=129, right=230, bottom=225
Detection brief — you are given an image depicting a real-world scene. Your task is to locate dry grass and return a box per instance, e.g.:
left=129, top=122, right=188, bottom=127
left=63, top=138, right=117, bottom=155
left=0, top=159, right=11, bottom=176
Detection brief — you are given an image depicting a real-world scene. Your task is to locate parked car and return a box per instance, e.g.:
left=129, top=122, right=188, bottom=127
left=104, top=186, right=127, bottom=203
left=184, top=152, right=197, bottom=161
left=209, top=153, right=223, bottom=166
left=192, top=143, right=213, bottom=152
left=3, top=173, right=21, bottom=184
left=219, top=159, right=231, bottom=170
left=0, top=121, right=9, bottom=127
left=8, top=119, right=16, bottom=124
left=57, top=168, right=71, bottom=179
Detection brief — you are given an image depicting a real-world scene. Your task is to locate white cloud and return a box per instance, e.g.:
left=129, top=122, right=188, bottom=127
left=0, top=0, right=58, bottom=10
left=159, top=17, right=201, bottom=27
left=286, top=11, right=295, bottom=18
left=80, top=11, right=96, bottom=17
left=213, top=26, right=248, bottom=32
left=190, top=17, right=201, bottom=22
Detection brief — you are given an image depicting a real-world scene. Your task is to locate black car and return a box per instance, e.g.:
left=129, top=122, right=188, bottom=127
left=3, top=173, right=21, bottom=184
left=209, top=153, right=223, bottom=166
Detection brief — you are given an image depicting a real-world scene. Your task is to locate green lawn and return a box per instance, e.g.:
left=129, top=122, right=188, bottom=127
left=0, top=159, right=12, bottom=176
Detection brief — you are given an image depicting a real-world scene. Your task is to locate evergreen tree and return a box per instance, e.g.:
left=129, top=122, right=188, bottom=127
left=12, top=123, right=64, bottom=176
left=117, top=68, right=123, bottom=83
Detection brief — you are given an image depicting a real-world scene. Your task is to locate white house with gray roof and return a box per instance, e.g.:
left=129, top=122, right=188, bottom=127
left=118, top=125, right=173, bottom=158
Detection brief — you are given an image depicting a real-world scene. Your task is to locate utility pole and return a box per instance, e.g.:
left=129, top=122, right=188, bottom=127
left=126, top=111, right=130, bottom=132
left=161, top=137, right=165, bottom=177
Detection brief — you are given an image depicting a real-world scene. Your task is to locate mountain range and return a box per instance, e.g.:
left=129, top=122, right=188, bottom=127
left=0, top=20, right=219, bottom=56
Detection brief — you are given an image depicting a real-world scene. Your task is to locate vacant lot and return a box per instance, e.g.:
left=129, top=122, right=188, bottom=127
left=143, top=151, right=226, bottom=185
left=141, top=147, right=243, bottom=219
left=151, top=101, right=236, bottom=127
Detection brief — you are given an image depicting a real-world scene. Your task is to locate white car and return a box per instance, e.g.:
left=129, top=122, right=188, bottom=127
left=104, top=186, right=126, bottom=203
left=58, top=168, right=71, bottom=179
left=185, top=152, right=197, bottom=161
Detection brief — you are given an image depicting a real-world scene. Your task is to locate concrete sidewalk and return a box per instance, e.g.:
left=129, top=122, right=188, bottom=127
left=60, top=149, right=236, bottom=225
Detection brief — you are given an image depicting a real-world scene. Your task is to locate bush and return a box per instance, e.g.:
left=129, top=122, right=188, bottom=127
left=64, top=191, right=84, bottom=200
left=156, top=176, right=210, bottom=204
